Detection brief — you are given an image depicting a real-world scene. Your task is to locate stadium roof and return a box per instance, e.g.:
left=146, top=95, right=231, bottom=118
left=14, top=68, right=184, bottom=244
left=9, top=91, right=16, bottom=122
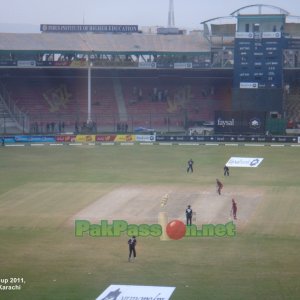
left=0, top=32, right=210, bottom=54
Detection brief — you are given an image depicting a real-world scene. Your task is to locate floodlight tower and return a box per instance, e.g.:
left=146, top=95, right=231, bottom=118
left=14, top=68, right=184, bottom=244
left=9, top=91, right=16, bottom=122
left=168, top=0, right=175, bottom=27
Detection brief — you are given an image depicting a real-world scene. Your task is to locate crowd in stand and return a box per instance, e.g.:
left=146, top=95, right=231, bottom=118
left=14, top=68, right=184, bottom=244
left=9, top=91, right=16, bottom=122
left=117, top=122, right=129, bottom=132
left=130, top=86, right=169, bottom=104
left=30, top=121, right=65, bottom=134
left=75, top=120, right=97, bottom=134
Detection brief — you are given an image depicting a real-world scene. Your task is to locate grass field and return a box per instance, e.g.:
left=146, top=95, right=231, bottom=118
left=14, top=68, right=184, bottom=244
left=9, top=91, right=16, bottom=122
left=0, top=144, right=300, bottom=300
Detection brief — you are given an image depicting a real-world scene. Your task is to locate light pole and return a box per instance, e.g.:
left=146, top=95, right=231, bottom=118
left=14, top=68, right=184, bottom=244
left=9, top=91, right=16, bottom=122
left=87, top=61, right=92, bottom=125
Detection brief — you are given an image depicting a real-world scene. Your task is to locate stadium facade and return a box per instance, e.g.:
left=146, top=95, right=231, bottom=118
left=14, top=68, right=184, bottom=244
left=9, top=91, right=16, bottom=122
left=0, top=4, right=300, bottom=135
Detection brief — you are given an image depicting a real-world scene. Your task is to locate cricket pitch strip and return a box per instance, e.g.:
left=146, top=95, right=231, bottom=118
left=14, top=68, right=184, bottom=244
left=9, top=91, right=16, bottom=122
left=70, top=185, right=263, bottom=229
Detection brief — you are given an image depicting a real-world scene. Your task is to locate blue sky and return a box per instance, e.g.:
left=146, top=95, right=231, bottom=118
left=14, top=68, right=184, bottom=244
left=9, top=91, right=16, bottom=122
left=1, top=0, right=300, bottom=32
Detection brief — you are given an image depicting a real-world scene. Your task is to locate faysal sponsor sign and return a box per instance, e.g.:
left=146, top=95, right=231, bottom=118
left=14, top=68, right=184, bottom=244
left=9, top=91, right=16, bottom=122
left=217, top=118, right=235, bottom=127
left=215, top=111, right=266, bottom=134
left=96, top=285, right=175, bottom=300
left=226, top=157, right=264, bottom=168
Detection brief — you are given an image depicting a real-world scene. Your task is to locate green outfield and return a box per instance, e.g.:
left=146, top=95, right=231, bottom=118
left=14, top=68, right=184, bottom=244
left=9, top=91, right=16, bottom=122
left=0, top=144, right=300, bottom=300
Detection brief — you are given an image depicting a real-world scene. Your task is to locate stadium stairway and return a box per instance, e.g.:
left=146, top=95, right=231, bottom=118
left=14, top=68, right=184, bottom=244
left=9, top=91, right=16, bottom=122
left=0, top=83, right=29, bottom=133
left=112, top=77, right=128, bottom=122
left=0, top=101, right=26, bottom=134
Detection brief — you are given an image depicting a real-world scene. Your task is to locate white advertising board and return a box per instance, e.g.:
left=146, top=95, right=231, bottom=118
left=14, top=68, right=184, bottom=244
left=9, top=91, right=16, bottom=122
left=226, top=157, right=264, bottom=168
left=96, top=284, right=176, bottom=300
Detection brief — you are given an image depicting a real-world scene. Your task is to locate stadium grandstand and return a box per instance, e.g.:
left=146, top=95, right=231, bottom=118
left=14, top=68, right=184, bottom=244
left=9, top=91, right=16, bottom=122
left=1, top=4, right=300, bottom=135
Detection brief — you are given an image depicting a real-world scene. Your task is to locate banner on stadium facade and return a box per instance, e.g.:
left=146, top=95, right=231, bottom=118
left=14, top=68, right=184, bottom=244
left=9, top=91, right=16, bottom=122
left=155, top=135, right=298, bottom=143
left=17, top=60, right=36, bottom=67
left=40, top=24, right=138, bottom=33
left=36, top=61, right=71, bottom=67
left=96, top=285, right=176, bottom=300
left=14, top=136, right=55, bottom=143
left=240, top=82, right=258, bottom=89
left=262, top=32, right=281, bottom=38
left=226, top=157, right=264, bottom=168
left=75, top=135, right=96, bottom=143
left=0, top=61, right=17, bottom=66
left=56, top=135, right=76, bottom=142
left=214, top=111, right=266, bottom=134
left=70, top=61, right=88, bottom=67
left=135, top=135, right=156, bottom=142
left=3, top=134, right=298, bottom=144
left=235, top=32, right=254, bottom=39
left=95, top=135, right=154, bottom=142
left=138, top=62, right=157, bottom=69
left=96, top=135, right=116, bottom=142
left=114, top=135, right=136, bottom=142
left=174, top=62, right=192, bottom=69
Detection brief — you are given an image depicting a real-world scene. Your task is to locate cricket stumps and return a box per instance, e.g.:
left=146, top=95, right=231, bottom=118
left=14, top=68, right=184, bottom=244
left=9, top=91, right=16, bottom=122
left=158, top=211, right=170, bottom=241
